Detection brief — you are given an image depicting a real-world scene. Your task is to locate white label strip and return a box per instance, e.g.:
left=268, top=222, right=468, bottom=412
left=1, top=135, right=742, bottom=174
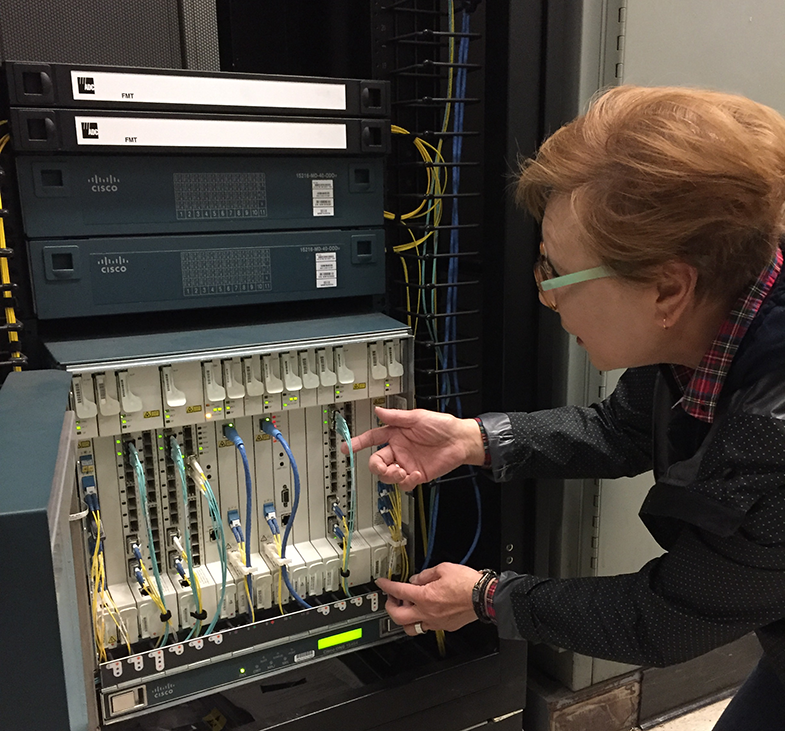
left=74, top=116, right=348, bottom=150
left=312, top=179, right=335, bottom=217
left=316, top=252, right=337, bottom=288
left=70, top=70, right=347, bottom=110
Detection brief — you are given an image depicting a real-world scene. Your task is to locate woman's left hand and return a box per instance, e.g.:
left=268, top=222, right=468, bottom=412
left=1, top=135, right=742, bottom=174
left=376, top=563, right=481, bottom=636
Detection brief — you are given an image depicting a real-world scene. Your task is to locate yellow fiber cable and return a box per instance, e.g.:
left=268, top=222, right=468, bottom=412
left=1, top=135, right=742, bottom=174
left=0, top=133, right=20, bottom=372
left=238, top=540, right=256, bottom=622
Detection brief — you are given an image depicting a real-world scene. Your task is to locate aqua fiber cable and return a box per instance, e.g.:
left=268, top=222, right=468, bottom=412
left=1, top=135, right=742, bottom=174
left=333, top=411, right=357, bottom=596
left=186, top=457, right=228, bottom=635
left=128, top=443, right=171, bottom=645
left=170, top=438, right=205, bottom=638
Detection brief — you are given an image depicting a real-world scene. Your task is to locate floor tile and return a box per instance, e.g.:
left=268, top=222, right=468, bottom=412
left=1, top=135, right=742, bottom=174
left=650, top=697, right=732, bottom=731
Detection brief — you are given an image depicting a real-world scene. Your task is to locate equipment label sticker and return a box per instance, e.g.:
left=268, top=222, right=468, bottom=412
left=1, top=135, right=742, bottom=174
left=312, top=179, right=334, bottom=217
left=316, top=252, right=337, bottom=288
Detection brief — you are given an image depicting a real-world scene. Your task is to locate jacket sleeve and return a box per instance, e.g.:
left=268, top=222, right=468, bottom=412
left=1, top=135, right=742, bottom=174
left=479, top=365, right=657, bottom=483
left=492, top=521, right=785, bottom=666
left=492, top=406, right=785, bottom=667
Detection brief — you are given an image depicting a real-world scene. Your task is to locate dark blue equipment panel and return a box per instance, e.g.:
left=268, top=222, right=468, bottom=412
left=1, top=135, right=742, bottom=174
left=30, top=228, right=384, bottom=319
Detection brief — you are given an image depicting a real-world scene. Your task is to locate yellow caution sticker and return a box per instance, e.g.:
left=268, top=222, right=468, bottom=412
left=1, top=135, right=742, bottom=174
left=203, top=708, right=227, bottom=730
left=143, top=410, right=160, bottom=419
left=186, top=404, right=203, bottom=413
left=353, top=382, right=366, bottom=390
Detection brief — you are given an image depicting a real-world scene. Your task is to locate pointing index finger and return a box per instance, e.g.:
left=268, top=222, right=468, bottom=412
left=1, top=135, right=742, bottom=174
left=342, top=425, right=390, bottom=453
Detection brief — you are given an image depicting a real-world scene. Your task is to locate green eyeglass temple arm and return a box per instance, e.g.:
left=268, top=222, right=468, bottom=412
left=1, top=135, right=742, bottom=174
left=540, top=266, right=611, bottom=291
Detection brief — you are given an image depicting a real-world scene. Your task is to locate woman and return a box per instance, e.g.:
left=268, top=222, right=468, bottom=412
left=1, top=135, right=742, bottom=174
left=348, top=86, right=785, bottom=729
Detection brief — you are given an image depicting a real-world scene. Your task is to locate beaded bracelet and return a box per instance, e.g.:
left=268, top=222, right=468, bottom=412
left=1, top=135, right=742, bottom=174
left=471, top=569, right=498, bottom=623
left=474, top=417, right=492, bottom=467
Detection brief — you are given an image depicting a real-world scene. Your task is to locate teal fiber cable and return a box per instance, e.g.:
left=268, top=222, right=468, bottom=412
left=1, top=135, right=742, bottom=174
left=129, top=443, right=170, bottom=646
left=170, top=438, right=201, bottom=637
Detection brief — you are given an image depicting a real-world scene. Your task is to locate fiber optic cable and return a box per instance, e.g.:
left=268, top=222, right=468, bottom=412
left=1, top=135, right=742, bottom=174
left=187, top=457, right=228, bottom=635
left=170, top=437, right=204, bottom=638
left=332, top=411, right=357, bottom=597
left=260, top=418, right=311, bottom=609
left=128, top=443, right=171, bottom=645
left=86, top=495, right=133, bottom=659
left=0, top=132, right=22, bottom=373
left=422, top=5, right=483, bottom=574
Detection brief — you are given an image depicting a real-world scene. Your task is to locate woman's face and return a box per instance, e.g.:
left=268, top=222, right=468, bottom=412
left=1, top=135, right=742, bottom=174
left=541, top=196, right=666, bottom=371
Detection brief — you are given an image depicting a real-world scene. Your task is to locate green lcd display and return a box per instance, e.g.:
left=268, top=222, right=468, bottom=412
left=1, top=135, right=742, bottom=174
left=317, top=627, right=363, bottom=650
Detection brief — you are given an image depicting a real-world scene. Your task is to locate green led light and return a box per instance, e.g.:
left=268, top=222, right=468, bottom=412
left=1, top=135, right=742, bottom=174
left=158, top=434, right=163, bottom=438
left=199, top=446, right=203, bottom=452
left=117, top=451, right=122, bottom=457
left=317, top=627, right=362, bottom=650
left=239, top=667, right=246, bottom=675
left=324, top=420, right=328, bottom=425
left=159, top=446, right=163, bottom=450
left=116, top=439, right=121, bottom=444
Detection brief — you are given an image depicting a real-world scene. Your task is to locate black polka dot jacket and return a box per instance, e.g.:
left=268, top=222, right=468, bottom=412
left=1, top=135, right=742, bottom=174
left=479, top=271, right=785, bottom=688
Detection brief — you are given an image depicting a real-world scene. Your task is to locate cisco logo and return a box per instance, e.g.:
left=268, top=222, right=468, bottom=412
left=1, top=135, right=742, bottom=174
left=98, top=255, right=128, bottom=274
left=77, top=76, right=95, bottom=94
left=89, top=174, right=119, bottom=193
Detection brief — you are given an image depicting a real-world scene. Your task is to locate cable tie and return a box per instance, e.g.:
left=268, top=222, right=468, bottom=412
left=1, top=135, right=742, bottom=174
left=69, top=509, right=89, bottom=521
left=159, top=610, right=172, bottom=623
left=0, top=247, right=13, bottom=258
left=339, top=568, right=351, bottom=578
left=190, top=609, right=208, bottom=621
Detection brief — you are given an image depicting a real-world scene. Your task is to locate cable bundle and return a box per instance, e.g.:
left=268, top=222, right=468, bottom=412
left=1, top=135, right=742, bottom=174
left=378, top=483, right=410, bottom=581
left=128, top=443, right=173, bottom=645
left=260, top=418, right=311, bottom=609
left=332, top=411, right=357, bottom=596
left=85, top=492, right=131, bottom=659
left=188, top=457, right=228, bottom=635
left=170, top=438, right=204, bottom=638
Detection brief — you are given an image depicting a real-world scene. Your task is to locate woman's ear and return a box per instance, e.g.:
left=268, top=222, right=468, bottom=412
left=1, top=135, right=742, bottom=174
left=656, top=260, right=698, bottom=327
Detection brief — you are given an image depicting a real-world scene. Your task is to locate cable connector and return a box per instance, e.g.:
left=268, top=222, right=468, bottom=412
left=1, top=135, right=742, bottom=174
left=333, top=524, right=346, bottom=541
left=133, top=566, right=145, bottom=588
left=172, top=535, right=185, bottom=556
left=226, top=509, right=244, bottom=544
left=222, top=423, right=243, bottom=447
left=260, top=541, right=292, bottom=567
left=227, top=549, right=254, bottom=576
left=260, top=417, right=279, bottom=438
left=131, top=544, right=143, bottom=562
left=174, top=557, right=188, bottom=582
left=331, top=502, right=345, bottom=520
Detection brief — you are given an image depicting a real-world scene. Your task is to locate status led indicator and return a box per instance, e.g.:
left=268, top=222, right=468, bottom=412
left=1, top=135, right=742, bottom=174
left=317, top=627, right=362, bottom=650
left=239, top=667, right=246, bottom=675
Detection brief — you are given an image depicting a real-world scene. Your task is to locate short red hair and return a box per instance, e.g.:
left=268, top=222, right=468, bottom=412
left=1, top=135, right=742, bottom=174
left=517, top=85, right=785, bottom=298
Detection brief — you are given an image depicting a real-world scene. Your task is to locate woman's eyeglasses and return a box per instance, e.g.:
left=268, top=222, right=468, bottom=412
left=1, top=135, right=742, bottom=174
left=533, top=243, right=611, bottom=311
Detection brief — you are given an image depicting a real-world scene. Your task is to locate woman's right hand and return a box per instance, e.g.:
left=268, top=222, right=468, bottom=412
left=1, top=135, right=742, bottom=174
left=342, top=407, right=486, bottom=490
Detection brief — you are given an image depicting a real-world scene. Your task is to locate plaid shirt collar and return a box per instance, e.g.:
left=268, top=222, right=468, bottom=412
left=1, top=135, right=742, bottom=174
left=670, top=247, right=783, bottom=423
